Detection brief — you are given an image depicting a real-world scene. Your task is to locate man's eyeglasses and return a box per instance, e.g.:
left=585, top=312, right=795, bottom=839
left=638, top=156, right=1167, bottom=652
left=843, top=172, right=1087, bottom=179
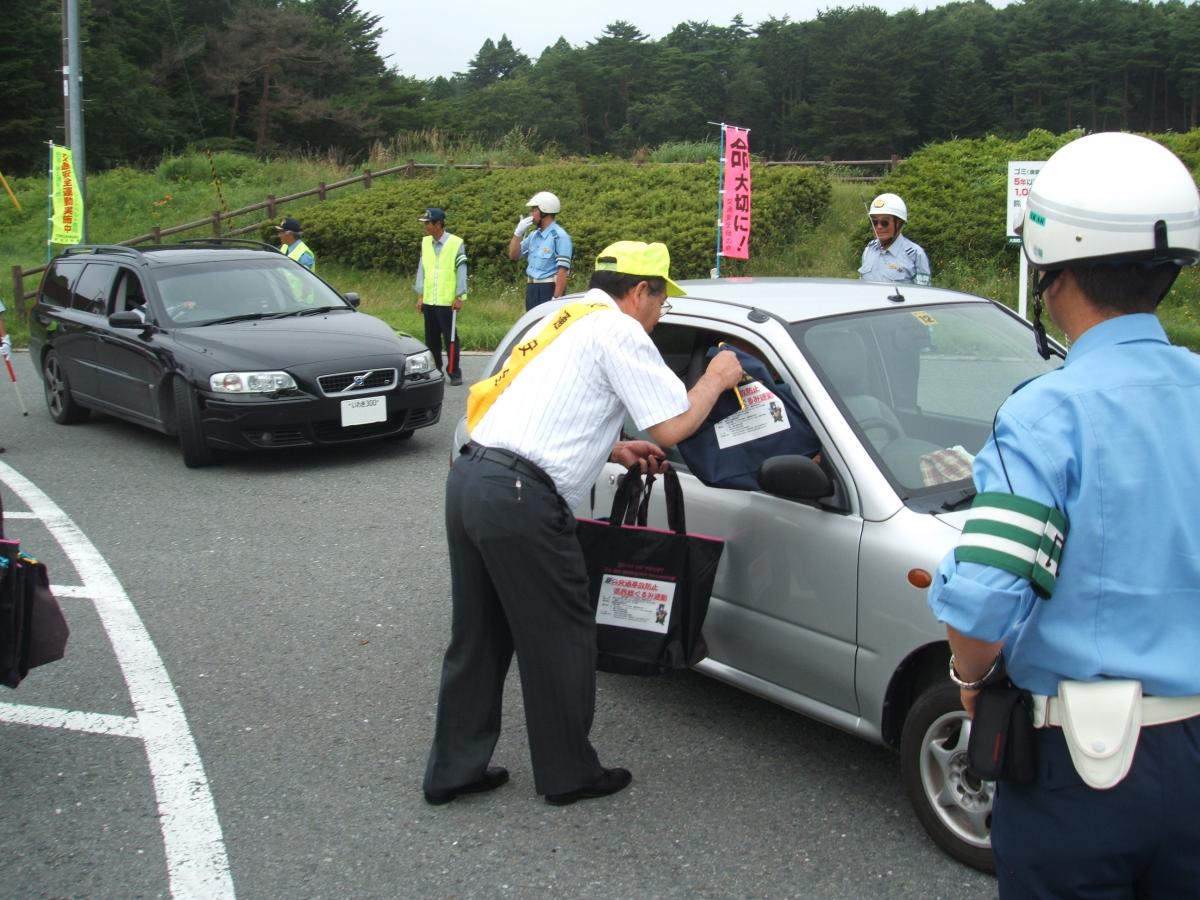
left=659, top=299, right=672, bottom=315
left=870, top=217, right=893, bottom=228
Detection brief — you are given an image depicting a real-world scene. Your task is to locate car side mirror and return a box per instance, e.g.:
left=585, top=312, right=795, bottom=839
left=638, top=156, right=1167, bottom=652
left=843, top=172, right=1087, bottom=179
left=344, top=292, right=360, bottom=308
left=109, top=311, right=150, bottom=330
left=757, top=455, right=833, bottom=502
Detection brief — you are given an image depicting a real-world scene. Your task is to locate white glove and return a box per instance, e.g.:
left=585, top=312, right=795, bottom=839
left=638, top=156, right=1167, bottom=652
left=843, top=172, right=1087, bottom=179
left=0, top=335, right=10, bottom=360
left=514, top=215, right=534, bottom=237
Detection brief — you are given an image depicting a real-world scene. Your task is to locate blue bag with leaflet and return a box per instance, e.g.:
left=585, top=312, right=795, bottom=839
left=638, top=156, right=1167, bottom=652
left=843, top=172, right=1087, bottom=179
left=677, top=344, right=820, bottom=490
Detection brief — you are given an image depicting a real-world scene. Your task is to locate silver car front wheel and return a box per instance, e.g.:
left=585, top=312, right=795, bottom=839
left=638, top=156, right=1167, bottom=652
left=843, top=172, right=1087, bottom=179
left=900, top=680, right=996, bottom=873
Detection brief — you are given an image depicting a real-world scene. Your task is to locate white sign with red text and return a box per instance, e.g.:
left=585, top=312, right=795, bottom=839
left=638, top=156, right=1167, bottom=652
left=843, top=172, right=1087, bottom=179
left=596, top=573, right=676, bottom=633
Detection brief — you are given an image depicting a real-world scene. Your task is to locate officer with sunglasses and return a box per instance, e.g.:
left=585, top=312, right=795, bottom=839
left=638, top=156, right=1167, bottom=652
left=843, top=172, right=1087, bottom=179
left=859, top=192, right=930, bottom=285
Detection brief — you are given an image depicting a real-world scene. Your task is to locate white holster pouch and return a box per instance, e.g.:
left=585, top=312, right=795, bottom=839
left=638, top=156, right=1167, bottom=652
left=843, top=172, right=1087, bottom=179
left=1033, top=681, right=1200, bottom=790
left=1056, top=680, right=1142, bottom=790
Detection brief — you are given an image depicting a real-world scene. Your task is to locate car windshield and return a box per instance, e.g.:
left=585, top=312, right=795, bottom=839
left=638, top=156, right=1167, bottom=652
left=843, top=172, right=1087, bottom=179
left=796, top=302, right=1061, bottom=499
left=153, top=257, right=349, bottom=326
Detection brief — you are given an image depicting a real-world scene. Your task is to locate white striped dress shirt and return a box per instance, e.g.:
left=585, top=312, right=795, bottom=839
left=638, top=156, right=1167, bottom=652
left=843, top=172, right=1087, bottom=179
left=470, top=289, right=689, bottom=508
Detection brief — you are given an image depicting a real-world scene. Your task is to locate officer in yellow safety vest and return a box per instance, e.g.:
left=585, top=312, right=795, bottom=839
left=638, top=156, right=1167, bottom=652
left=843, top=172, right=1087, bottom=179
left=275, top=216, right=315, bottom=271
left=415, top=207, right=467, bottom=385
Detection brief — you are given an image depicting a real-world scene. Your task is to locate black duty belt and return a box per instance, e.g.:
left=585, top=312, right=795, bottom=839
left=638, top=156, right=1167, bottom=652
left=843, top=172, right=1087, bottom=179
left=461, top=441, right=556, bottom=491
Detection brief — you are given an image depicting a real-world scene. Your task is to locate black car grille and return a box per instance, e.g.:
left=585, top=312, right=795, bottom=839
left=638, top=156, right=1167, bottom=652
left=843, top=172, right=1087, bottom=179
left=242, top=428, right=309, bottom=448
left=318, top=368, right=398, bottom=396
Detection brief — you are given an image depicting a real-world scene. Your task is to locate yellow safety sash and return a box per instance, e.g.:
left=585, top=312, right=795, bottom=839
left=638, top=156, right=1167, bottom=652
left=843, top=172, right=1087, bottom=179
left=467, top=302, right=609, bottom=432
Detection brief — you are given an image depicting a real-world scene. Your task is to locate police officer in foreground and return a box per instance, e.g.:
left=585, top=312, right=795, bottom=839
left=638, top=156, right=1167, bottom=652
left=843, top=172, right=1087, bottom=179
left=508, top=190, right=572, bottom=310
left=858, top=192, right=930, bottom=285
left=928, top=132, right=1200, bottom=896
left=275, top=216, right=315, bottom=270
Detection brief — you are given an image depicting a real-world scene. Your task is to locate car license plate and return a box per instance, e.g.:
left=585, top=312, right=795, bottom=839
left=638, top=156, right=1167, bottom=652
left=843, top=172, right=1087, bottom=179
left=340, top=394, right=387, bottom=427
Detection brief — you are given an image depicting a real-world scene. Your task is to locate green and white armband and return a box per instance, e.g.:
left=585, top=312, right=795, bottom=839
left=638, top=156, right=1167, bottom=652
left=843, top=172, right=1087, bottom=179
left=954, top=492, right=1067, bottom=598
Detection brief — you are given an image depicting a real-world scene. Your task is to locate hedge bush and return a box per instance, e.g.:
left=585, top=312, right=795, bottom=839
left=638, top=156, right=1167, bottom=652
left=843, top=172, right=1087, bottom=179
left=879, top=128, right=1200, bottom=273
left=286, top=162, right=831, bottom=285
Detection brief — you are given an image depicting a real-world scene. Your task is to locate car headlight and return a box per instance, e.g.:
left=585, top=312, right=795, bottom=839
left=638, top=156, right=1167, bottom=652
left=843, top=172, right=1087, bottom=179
left=405, top=350, right=436, bottom=376
left=209, top=371, right=297, bottom=393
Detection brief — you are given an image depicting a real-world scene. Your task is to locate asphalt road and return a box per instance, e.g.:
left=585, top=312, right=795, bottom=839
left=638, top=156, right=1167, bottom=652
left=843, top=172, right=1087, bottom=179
left=0, top=349, right=995, bottom=899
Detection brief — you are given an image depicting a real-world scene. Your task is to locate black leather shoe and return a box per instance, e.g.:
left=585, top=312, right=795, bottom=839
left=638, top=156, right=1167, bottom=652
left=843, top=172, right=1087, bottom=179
left=449, top=373, right=463, bottom=386
left=424, top=766, right=509, bottom=806
left=545, top=767, right=632, bottom=806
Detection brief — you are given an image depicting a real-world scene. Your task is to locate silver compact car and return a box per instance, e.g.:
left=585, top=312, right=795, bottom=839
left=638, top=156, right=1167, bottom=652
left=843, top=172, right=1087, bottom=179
left=462, top=277, right=1062, bottom=871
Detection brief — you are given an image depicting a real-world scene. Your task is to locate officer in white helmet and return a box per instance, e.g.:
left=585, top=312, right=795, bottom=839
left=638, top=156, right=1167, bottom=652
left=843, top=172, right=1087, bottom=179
left=928, top=132, right=1200, bottom=896
left=858, top=192, right=930, bottom=285
left=509, top=190, right=573, bottom=311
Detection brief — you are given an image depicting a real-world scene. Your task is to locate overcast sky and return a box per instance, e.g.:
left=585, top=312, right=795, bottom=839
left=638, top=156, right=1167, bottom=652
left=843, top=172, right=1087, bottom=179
left=358, top=1, right=999, bottom=81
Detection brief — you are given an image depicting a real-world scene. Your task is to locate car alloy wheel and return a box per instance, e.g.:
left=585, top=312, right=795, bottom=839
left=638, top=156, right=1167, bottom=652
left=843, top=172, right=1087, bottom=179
left=900, top=680, right=995, bottom=873
left=42, top=350, right=90, bottom=424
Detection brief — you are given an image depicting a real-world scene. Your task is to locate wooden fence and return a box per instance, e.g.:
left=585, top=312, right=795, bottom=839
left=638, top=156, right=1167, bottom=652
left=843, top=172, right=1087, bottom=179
left=9, top=156, right=900, bottom=318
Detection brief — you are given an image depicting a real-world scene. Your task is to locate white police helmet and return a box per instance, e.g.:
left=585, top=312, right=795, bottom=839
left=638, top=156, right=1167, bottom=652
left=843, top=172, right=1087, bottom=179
left=526, top=191, right=562, bottom=214
left=868, top=193, right=908, bottom=223
left=1022, top=132, right=1200, bottom=271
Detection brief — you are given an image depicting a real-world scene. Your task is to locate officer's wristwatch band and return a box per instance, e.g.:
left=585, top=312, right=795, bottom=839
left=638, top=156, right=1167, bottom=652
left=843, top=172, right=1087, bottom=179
left=949, top=652, right=1004, bottom=690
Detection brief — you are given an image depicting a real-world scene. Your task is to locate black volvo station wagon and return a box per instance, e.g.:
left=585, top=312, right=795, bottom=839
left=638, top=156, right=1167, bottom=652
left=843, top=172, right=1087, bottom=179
left=28, top=241, right=443, bottom=467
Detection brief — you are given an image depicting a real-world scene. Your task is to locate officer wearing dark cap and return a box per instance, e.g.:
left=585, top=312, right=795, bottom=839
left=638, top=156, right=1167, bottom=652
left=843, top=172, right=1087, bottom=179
left=275, top=217, right=315, bottom=270
left=414, top=207, right=467, bottom=385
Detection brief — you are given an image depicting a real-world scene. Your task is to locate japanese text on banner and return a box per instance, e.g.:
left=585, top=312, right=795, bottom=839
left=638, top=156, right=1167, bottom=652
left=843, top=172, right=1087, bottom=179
left=51, top=145, right=82, bottom=245
left=721, top=127, right=751, bottom=259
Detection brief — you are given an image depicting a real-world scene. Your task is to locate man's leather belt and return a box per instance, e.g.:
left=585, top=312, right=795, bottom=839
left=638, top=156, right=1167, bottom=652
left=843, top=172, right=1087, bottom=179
left=526, top=276, right=556, bottom=284
left=461, top=441, right=555, bottom=490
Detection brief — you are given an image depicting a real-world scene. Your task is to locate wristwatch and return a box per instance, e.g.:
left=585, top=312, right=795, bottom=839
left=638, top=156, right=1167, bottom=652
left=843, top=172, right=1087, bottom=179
left=948, top=652, right=1004, bottom=690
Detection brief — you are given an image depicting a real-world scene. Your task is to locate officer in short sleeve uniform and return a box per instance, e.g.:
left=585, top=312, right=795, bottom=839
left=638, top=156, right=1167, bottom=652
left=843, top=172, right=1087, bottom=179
left=508, top=190, right=572, bottom=311
left=423, top=241, right=743, bottom=808
left=927, top=132, right=1200, bottom=898
left=859, top=193, right=930, bottom=285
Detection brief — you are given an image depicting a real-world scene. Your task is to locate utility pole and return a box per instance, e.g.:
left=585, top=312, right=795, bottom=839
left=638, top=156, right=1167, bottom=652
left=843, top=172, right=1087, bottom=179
left=62, top=0, right=88, bottom=242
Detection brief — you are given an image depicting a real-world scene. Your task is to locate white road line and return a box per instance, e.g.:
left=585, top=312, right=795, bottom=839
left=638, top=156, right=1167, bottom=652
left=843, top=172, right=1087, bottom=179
left=1, top=462, right=236, bottom=899
left=0, top=701, right=141, bottom=738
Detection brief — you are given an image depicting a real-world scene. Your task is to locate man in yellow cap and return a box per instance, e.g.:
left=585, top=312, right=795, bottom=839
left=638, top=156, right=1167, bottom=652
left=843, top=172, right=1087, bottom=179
left=424, top=241, right=742, bottom=808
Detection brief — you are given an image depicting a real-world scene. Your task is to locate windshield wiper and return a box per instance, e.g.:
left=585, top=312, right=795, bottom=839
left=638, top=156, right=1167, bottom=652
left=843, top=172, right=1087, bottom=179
left=940, top=487, right=977, bottom=511
left=263, top=305, right=350, bottom=319
left=199, top=312, right=274, bottom=325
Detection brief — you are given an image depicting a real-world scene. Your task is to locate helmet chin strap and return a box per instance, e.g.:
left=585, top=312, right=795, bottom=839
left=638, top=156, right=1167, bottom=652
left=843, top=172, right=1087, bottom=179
left=1032, top=269, right=1065, bottom=361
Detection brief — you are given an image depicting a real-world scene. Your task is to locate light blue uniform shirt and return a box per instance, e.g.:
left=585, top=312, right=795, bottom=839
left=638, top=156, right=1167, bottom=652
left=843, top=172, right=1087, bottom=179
left=928, top=314, right=1200, bottom=697
left=859, top=233, right=930, bottom=285
left=519, top=222, right=572, bottom=280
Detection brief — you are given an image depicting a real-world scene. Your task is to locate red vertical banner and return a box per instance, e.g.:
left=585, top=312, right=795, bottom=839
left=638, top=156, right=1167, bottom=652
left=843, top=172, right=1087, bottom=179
left=720, top=127, right=751, bottom=260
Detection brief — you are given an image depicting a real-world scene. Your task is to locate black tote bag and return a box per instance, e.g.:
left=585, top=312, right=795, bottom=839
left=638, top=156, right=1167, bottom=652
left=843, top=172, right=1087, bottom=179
left=677, top=344, right=820, bottom=490
left=576, top=465, right=724, bottom=676
left=1, top=491, right=70, bottom=689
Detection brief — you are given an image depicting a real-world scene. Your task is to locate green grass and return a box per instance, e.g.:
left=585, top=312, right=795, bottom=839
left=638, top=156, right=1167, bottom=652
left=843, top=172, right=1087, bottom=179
left=3, top=155, right=1198, bottom=353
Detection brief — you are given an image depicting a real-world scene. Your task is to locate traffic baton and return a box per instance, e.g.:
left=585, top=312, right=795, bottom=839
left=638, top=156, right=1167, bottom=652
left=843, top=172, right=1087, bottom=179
left=447, top=308, right=458, bottom=375
left=5, top=357, right=28, bottom=416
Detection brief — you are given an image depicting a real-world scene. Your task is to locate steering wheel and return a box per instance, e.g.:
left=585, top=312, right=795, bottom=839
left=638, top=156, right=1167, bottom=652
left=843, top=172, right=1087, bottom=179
left=857, top=416, right=903, bottom=444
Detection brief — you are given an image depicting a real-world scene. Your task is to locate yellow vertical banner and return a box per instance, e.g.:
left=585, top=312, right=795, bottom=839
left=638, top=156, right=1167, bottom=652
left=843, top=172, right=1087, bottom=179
left=51, top=144, right=83, bottom=245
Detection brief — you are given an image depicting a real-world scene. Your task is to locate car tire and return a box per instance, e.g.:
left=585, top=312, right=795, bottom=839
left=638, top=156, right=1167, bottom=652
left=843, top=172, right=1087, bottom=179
left=43, top=350, right=90, bottom=424
left=900, top=679, right=995, bottom=873
left=173, top=377, right=214, bottom=468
